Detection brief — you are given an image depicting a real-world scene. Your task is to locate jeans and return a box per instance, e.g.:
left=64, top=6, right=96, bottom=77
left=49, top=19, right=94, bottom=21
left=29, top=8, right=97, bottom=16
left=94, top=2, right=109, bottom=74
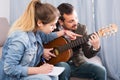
left=55, top=62, right=71, bottom=80
left=21, top=74, right=58, bottom=80
left=69, top=61, right=107, bottom=80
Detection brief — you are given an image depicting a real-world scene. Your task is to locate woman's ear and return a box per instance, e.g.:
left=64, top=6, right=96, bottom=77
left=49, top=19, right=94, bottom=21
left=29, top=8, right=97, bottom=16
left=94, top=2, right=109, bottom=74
left=58, top=20, right=64, bottom=26
left=37, top=20, right=43, bottom=27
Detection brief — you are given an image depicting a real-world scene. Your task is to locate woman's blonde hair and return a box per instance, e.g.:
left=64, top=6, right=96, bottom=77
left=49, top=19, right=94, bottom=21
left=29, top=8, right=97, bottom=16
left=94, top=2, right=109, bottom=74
left=9, top=0, right=60, bottom=34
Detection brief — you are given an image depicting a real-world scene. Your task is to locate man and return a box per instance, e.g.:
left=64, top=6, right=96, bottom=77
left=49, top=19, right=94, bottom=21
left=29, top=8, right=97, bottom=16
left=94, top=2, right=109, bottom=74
left=55, top=3, right=107, bottom=80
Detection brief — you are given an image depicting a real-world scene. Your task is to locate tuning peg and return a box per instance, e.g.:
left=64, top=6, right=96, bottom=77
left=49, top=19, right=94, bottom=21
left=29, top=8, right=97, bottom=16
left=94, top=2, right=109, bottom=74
left=103, top=33, right=107, bottom=37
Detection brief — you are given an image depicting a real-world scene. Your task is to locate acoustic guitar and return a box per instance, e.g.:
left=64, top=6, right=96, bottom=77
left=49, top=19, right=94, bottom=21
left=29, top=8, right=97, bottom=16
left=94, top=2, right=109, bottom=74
left=44, top=24, right=118, bottom=65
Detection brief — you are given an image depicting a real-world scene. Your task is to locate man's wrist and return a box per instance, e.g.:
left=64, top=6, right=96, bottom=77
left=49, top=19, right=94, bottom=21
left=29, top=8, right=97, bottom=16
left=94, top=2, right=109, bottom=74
left=93, top=47, right=98, bottom=51
left=93, top=47, right=100, bottom=51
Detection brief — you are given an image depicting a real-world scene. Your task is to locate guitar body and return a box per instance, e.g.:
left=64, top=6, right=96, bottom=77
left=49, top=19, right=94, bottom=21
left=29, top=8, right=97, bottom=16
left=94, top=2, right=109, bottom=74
left=44, top=37, right=72, bottom=65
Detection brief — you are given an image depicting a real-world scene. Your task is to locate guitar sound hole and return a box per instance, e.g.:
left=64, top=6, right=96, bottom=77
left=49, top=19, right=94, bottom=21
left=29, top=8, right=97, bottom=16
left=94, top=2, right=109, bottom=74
left=50, top=48, right=59, bottom=56
left=54, top=49, right=59, bottom=56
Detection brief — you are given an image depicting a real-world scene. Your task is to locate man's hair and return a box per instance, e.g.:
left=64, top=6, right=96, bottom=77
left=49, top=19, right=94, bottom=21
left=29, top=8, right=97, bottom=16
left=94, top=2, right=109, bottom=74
left=57, top=3, right=74, bottom=21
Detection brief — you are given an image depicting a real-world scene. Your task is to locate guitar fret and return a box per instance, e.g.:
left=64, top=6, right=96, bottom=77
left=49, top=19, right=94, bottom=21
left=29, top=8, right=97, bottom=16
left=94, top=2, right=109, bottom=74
left=58, top=35, right=90, bottom=53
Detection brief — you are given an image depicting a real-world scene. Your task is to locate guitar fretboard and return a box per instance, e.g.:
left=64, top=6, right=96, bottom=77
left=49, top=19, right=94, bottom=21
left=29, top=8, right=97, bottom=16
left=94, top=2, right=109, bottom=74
left=57, top=35, right=91, bottom=53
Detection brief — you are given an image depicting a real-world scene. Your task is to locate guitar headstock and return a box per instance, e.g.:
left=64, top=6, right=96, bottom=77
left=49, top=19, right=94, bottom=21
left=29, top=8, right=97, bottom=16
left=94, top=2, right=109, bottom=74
left=98, top=24, right=118, bottom=37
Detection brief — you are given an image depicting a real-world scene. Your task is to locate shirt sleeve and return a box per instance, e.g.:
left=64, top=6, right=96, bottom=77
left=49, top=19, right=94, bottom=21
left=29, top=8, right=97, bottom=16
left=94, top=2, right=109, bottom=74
left=4, top=36, right=28, bottom=78
left=37, top=31, right=58, bottom=44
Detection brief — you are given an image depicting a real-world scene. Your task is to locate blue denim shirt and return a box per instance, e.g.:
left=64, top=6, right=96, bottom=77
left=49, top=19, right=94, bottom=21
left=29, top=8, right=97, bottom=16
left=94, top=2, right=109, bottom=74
left=0, top=30, right=57, bottom=80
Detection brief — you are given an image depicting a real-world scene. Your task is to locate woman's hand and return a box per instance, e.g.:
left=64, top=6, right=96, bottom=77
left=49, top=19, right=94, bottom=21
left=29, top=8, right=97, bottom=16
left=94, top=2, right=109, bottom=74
left=64, top=30, right=82, bottom=40
left=56, top=30, right=82, bottom=40
left=28, top=63, right=54, bottom=74
left=43, top=48, right=56, bottom=60
left=38, top=63, right=54, bottom=74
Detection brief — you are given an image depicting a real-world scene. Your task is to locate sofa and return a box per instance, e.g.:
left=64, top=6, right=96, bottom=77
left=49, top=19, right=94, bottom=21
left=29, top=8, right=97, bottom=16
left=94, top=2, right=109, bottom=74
left=0, top=17, right=10, bottom=58
left=0, top=17, right=102, bottom=80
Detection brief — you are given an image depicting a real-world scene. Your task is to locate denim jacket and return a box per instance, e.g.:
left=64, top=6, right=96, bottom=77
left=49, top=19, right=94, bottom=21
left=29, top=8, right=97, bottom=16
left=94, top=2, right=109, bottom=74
left=0, top=30, right=57, bottom=80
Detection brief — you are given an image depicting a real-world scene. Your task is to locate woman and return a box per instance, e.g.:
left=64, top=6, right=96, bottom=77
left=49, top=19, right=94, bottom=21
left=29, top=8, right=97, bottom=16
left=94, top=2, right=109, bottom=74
left=0, top=0, right=80, bottom=80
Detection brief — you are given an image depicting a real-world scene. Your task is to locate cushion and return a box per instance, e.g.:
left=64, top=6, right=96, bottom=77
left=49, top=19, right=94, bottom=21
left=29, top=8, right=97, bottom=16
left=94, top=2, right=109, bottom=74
left=84, top=56, right=102, bottom=65
left=0, top=17, right=10, bottom=46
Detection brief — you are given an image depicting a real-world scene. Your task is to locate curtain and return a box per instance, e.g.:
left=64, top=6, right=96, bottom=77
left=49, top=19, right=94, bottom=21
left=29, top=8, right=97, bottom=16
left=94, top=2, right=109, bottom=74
left=94, top=0, right=120, bottom=80
left=10, top=0, right=30, bottom=25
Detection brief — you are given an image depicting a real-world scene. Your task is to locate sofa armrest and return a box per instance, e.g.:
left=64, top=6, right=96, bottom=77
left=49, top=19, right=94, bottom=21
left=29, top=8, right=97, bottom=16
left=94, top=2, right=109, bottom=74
left=84, top=56, right=102, bottom=65
left=0, top=17, right=10, bottom=46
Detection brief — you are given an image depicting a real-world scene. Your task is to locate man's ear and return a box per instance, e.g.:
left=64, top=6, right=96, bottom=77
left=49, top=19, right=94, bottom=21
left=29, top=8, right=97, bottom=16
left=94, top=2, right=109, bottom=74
left=37, top=20, right=43, bottom=27
left=58, top=20, right=64, bottom=26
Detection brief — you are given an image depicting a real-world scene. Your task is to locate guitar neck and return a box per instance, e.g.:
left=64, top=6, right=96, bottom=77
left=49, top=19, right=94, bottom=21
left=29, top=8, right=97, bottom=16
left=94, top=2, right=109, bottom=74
left=57, top=35, right=91, bottom=53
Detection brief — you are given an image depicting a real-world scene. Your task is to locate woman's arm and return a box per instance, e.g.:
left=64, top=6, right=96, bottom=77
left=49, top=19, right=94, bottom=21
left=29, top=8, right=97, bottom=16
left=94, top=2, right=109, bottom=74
left=4, top=39, right=28, bottom=77
left=56, top=30, right=82, bottom=40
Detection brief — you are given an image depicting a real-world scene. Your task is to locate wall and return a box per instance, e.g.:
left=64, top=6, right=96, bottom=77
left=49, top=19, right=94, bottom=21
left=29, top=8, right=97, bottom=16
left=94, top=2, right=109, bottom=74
left=0, top=0, right=10, bottom=22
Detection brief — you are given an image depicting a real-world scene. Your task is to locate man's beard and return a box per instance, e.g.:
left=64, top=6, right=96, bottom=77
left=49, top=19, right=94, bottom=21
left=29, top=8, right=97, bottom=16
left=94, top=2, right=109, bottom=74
left=71, top=24, right=77, bottom=30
